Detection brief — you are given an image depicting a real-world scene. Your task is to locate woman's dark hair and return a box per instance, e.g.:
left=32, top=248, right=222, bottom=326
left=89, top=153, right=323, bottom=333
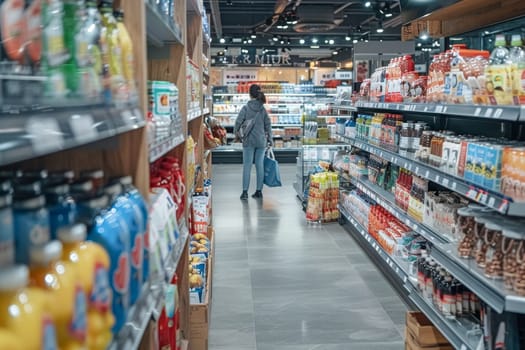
left=249, top=84, right=266, bottom=103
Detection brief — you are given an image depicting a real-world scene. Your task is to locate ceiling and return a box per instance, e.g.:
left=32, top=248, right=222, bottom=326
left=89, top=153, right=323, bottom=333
left=204, top=0, right=461, bottom=56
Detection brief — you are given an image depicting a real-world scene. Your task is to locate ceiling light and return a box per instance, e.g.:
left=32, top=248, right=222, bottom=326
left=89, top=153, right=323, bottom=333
left=333, top=51, right=338, bottom=55
left=345, top=35, right=351, bottom=41
left=376, top=27, right=384, bottom=33
left=280, top=40, right=285, bottom=44
left=273, top=36, right=279, bottom=41
left=384, top=10, right=393, bottom=18
left=364, top=1, right=371, bottom=7
left=219, top=38, right=225, bottom=43
left=251, top=33, right=257, bottom=39
left=287, top=39, right=291, bottom=45
left=353, top=39, right=358, bottom=43
left=329, top=39, right=335, bottom=45
left=310, top=45, right=320, bottom=49
left=243, top=39, right=247, bottom=44
left=312, top=38, right=318, bottom=43
left=299, top=39, right=305, bottom=44
left=248, top=39, right=252, bottom=44
left=417, top=42, right=422, bottom=47
left=324, top=39, right=328, bottom=44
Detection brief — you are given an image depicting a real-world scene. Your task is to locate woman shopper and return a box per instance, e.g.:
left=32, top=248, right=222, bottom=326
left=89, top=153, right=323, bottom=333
left=234, top=84, right=273, bottom=200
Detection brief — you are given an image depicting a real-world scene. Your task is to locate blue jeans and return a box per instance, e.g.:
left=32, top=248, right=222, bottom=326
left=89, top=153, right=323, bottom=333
left=242, top=147, right=265, bottom=192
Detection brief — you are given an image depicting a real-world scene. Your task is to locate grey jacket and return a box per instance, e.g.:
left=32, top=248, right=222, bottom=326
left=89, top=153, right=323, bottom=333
left=234, top=99, right=273, bottom=148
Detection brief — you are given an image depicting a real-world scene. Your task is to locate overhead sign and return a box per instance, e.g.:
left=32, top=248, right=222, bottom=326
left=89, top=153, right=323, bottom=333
left=212, top=53, right=308, bottom=67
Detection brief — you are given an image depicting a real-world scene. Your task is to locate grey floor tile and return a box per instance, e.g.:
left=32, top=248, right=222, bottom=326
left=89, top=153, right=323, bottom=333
left=209, top=164, right=408, bottom=350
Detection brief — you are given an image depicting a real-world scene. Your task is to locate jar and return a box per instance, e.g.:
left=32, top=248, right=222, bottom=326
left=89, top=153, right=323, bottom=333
left=418, top=130, right=433, bottom=163
left=399, top=123, right=411, bottom=156
left=474, top=215, right=497, bottom=268
left=502, top=224, right=524, bottom=290
left=515, top=236, right=525, bottom=295
left=457, top=208, right=477, bottom=258
left=484, top=219, right=504, bottom=279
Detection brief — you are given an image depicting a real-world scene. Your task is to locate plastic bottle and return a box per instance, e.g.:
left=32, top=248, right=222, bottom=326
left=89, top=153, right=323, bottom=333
left=0, top=0, right=26, bottom=62
left=25, top=0, right=43, bottom=65
left=78, top=192, right=130, bottom=334
left=115, top=176, right=149, bottom=283
left=0, top=265, right=59, bottom=350
left=85, top=0, right=105, bottom=98
left=45, top=180, right=76, bottom=240
left=104, top=180, right=141, bottom=305
left=58, top=223, right=113, bottom=350
left=63, top=0, right=101, bottom=98
left=42, top=0, right=69, bottom=98
left=12, top=183, right=50, bottom=265
left=486, top=34, right=512, bottom=105
left=29, top=240, right=87, bottom=350
left=509, top=34, right=525, bottom=105
left=99, top=0, right=126, bottom=103
left=114, top=9, right=135, bottom=100
left=0, top=183, right=14, bottom=267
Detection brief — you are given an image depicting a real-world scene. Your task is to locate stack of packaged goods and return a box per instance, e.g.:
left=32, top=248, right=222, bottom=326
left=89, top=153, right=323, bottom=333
left=0, top=0, right=138, bottom=110
left=189, top=233, right=210, bottom=304
left=306, top=172, right=339, bottom=223
left=150, top=156, right=186, bottom=223
left=0, top=168, right=154, bottom=348
left=147, top=81, right=183, bottom=146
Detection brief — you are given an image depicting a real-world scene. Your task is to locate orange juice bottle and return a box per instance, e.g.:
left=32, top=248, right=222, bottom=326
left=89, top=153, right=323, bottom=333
left=29, top=240, right=87, bottom=350
left=58, top=224, right=114, bottom=350
left=114, top=9, right=136, bottom=100
left=0, top=265, right=59, bottom=350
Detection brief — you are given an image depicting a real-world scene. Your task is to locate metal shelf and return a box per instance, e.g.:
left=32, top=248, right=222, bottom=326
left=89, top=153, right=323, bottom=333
left=338, top=135, right=524, bottom=216
left=0, top=104, right=144, bottom=167
left=108, top=232, right=188, bottom=350
left=355, top=101, right=523, bottom=122
left=149, top=133, right=185, bottom=162
left=212, top=146, right=301, bottom=152
left=339, top=206, right=412, bottom=283
left=338, top=167, right=525, bottom=314
left=188, top=108, right=204, bottom=122
left=213, top=92, right=334, bottom=97
left=339, top=205, right=483, bottom=350
left=145, top=0, right=183, bottom=46
left=406, top=282, right=482, bottom=350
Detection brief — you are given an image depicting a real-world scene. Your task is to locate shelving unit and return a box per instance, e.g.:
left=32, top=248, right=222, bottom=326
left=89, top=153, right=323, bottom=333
left=334, top=88, right=525, bottom=349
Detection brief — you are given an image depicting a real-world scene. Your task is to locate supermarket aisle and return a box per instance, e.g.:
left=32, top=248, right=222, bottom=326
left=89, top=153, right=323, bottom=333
left=209, top=163, right=408, bottom=350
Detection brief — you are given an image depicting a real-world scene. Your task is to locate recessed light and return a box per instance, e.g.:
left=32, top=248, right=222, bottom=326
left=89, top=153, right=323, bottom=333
left=299, top=39, right=305, bottom=44
left=310, top=45, right=320, bottom=49
left=376, top=28, right=384, bottom=33
left=333, top=51, right=338, bottom=55
left=329, top=39, right=335, bottom=45
left=312, top=38, right=318, bottom=43
left=364, top=1, right=371, bottom=7
left=345, top=36, right=351, bottom=41
left=219, top=38, right=226, bottom=43
left=248, top=39, right=253, bottom=44
left=273, top=36, right=279, bottom=41
left=353, top=39, right=358, bottom=43
left=251, top=34, right=257, bottom=39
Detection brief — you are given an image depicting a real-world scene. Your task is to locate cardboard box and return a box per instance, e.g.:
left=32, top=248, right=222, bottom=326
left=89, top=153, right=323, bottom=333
left=406, top=312, right=450, bottom=347
left=405, top=328, right=453, bottom=350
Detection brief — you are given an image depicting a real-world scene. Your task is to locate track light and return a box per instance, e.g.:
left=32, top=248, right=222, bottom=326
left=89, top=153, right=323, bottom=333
left=299, top=39, right=305, bottom=44
left=329, top=39, right=335, bottom=45
left=248, top=39, right=252, bottom=44
left=345, top=35, right=351, bottom=41
left=333, top=50, right=338, bottom=55
left=384, top=11, right=393, bottom=18
left=312, top=38, right=318, bottom=43
left=250, top=32, right=257, bottom=39
left=273, top=35, right=279, bottom=41
left=376, top=21, right=384, bottom=33
left=353, top=39, right=358, bottom=43
left=219, top=38, right=225, bottom=43
left=364, top=1, right=371, bottom=7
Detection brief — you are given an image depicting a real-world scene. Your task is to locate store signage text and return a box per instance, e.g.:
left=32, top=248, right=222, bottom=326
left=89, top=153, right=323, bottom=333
left=214, top=54, right=306, bottom=67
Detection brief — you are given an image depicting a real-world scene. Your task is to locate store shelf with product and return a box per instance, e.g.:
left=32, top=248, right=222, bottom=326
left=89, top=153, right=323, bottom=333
left=145, top=0, right=183, bottom=46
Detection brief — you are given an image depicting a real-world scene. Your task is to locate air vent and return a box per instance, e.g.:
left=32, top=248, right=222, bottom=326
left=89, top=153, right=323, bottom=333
left=293, top=5, right=343, bottom=33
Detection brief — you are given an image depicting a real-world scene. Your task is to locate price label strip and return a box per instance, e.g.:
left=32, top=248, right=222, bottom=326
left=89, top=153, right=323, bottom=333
left=27, top=117, right=64, bottom=154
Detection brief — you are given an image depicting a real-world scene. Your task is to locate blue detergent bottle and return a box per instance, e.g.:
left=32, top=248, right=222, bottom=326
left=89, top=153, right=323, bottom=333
left=114, top=176, right=149, bottom=284
left=104, top=181, right=141, bottom=306
left=77, top=192, right=130, bottom=335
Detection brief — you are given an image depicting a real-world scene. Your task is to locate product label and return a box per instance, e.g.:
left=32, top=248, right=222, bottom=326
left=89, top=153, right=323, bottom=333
left=42, top=315, right=59, bottom=350
left=75, top=33, right=90, bottom=67
left=165, top=284, right=176, bottom=318
left=25, top=0, right=43, bottom=63
left=131, top=233, right=143, bottom=269
left=112, top=253, right=130, bottom=294
left=90, top=262, right=112, bottom=312
left=69, top=286, right=87, bottom=342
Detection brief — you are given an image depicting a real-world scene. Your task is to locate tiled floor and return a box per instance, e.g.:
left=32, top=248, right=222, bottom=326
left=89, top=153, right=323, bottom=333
left=210, top=163, right=408, bottom=350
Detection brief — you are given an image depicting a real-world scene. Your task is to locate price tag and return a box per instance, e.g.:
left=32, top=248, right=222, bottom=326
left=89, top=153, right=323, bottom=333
left=27, top=117, right=64, bottom=153
left=471, top=108, right=483, bottom=118
left=70, top=114, right=96, bottom=143
left=435, top=105, right=443, bottom=113
left=425, top=170, right=430, bottom=178
left=435, top=175, right=440, bottom=183
left=442, top=106, right=448, bottom=113
left=494, top=108, right=503, bottom=119
left=488, top=197, right=496, bottom=208
left=415, top=166, right=419, bottom=175
left=390, top=156, right=395, bottom=162
left=121, top=109, right=136, bottom=126
left=389, top=261, right=394, bottom=268
left=466, top=188, right=478, bottom=199
left=403, top=276, right=407, bottom=283
left=396, top=267, right=400, bottom=274
left=380, top=151, right=384, bottom=158
left=499, top=199, right=509, bottom=213
left=407, top=163, right=413, bottom=171
left=485, top=108, right=493, bottom=118
left=405, top=218, right=411, bottom=226
left=404, top=162, right=408, bottom=169
left=452, top=182, right=457, bottom=190
left=442, top=178, right=449, bottom=187
left=480, top=192, right=488, bottom=204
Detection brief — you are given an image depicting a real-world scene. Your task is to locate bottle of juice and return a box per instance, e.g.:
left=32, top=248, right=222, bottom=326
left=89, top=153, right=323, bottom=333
left=58, top=223, right=113, bottom=350
left=104, top=180, right=141, bottom=305
left=0, top=265, right=59, bottom=350
left=114, top=9, right=135, bottom=101
left=509, top=34, right=525, bottom=105
left=85, top=0, right=104, bottom=99
left=115, top=176, right=149, bottom=283
left=0, top=0, right=26, bottom=63
left=25, top=0, right=43, bottom=65
left=486, top=34, right=512, bottom=105
left=29, top=240, right=87, bottom=350
left=99, top=0, right=126, bottom=103
left=77, top=192, right=130, bottom=335
left=42, top=0, right=68, bottom=98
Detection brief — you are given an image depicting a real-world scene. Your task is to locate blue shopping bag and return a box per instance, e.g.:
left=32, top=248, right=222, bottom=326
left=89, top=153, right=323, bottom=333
left=263, top=148, right=282, bottom=187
